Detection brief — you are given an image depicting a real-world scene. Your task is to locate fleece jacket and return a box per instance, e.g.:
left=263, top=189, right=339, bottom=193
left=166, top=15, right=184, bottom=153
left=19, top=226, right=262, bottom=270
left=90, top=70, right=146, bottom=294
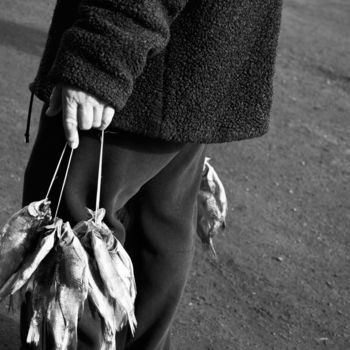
left=30, top=0, right=283, bottom=143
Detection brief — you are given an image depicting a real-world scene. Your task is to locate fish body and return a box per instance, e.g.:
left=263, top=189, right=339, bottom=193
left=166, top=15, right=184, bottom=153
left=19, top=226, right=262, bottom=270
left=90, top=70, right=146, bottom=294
left=110, top=240, right=137, bottom=304
left=0, top=199, right=52, bottom=289
left=50, top=222, right=89, bottom=350
left=74, top=208, right=136, bottom=302
left=87, top=266, right=118, bottom=345
left=47, top=297, right=68, bottom=350
left=27, top=249, right=57, bottom=348
left=90, top=231, right=136, bottom=334
left=0, top=220, right=61, bottom=300
left=74, top=208, right=115, bottom=249
left=74, top=208, right=137, bottom=336
left=197, top=158, right=228, bottom=258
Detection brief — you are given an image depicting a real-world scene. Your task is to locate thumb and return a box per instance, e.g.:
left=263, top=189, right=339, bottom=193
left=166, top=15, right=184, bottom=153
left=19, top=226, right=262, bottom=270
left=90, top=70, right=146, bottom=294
left=46, top=86, right=62, bottom=116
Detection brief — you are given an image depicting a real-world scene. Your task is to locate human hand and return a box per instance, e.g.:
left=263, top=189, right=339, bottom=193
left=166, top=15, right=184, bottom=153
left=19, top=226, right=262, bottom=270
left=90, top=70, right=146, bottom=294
left=46, top=85, right=115, bottom=149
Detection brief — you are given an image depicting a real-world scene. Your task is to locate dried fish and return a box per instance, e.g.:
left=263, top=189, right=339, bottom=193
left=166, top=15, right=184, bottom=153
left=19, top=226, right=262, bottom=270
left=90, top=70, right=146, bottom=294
left=27, top=249, right=57, bottom=347
left=0, top=199, right=52, bottom=289
left=86, top=267, right=118, bottom=345
left=90, top=231, right=136, bottom=334
left=197, top=158, right=228, bottom=258
left=50, top=222, right=89, bottom=350
left=27, top=222, right=90, bottom=350
left=74, top=208, right=137, bottom=335
left=0, top=220, right=61, bottom=300
left=109, top=239, right=136, bottom=304
left=46, top=296, right=68, bottom=350
left=74, top=208, right=114, bottom=249
left=74, top=208, right=136, bottom=299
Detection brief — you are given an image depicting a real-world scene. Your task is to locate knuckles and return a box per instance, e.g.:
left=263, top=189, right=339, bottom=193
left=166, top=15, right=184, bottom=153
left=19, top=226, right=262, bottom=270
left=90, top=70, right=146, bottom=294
left=62, top=86, right=113, bottom=132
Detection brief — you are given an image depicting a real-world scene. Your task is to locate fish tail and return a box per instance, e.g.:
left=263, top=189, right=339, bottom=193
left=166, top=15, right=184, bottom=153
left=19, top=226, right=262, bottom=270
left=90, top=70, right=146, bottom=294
left=102, top=320, right=114, bottom=343
left=209, top=239, right=218, bottom=261
left=27, top=316, right=41, bottom=346
left=128, top=310, right=137, bottom=336
left=100, top=336, right=116, bottom=350
left=62, top=326, right=71, bottom=350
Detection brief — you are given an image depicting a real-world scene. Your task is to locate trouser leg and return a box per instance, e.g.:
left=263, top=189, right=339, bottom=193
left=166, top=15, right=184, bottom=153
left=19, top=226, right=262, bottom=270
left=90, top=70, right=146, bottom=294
left=20, top=108, right=205, bottom=350
left=120, top=142, right=206, bottom=350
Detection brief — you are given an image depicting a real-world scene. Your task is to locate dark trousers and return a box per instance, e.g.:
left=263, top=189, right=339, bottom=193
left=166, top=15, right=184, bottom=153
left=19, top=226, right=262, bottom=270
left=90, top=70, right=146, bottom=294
left=20, top=109, right=206, bottom=350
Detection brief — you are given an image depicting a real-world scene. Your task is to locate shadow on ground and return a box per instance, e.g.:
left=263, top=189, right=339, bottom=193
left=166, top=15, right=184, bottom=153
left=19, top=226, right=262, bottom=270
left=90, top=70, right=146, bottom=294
left=0, top=18, right=46, bottom=56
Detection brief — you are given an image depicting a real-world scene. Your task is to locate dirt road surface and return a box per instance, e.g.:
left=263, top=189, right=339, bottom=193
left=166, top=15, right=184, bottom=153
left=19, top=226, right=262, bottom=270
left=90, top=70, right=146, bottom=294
left=0, top=1, right=349, bottom=349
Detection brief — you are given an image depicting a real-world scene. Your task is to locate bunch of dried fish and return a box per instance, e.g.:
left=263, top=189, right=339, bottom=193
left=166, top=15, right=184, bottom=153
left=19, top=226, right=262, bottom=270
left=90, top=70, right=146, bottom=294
left=75, top=208, right=137, bottom=347
left=0, top=199, right=52, bottom=291
left=0, top=202, right=137, bottom=350
left=0, top=138, right=137, bottom=349
left=197, top=157, right=228, bottom=259
left=45, top=222, right=89, bottom=349
left=26, top=219, right=64, bottom=347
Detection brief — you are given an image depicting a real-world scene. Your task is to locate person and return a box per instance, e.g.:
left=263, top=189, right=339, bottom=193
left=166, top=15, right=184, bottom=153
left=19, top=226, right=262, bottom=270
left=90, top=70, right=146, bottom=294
left=20, top=1, right=283, bottom=349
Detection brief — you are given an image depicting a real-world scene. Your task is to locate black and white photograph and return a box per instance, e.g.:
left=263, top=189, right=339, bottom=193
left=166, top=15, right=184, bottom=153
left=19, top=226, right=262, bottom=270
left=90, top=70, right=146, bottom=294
left=0, top=0, right=349, bottom=349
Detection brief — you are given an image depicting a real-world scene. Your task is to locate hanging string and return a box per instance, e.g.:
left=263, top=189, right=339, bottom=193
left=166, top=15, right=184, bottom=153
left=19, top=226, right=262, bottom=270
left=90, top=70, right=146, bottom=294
left=45, top=143, right=68, bottom=200
left=54, top=147, right=74, bottom=220
left=25, top=91, right=35, bottom=143
left=95, top=130, right=105, bottom=219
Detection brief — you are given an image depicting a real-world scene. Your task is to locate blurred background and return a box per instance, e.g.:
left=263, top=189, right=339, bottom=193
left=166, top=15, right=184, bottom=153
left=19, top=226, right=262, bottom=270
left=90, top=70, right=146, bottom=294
left=0, top=0, right=349, bottom=349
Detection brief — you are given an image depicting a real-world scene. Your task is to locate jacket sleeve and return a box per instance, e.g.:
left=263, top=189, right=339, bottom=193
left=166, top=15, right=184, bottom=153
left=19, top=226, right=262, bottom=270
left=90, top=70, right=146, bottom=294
left=47, top=0, right=188, bottom=110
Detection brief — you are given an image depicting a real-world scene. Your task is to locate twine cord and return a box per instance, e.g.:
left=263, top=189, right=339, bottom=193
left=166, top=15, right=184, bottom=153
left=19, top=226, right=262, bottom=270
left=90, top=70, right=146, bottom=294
left=45, top=143, right=68, bottom=200
left=54, top=147, right=74, bottom=220
left=95, top=130, right=104, bottom=219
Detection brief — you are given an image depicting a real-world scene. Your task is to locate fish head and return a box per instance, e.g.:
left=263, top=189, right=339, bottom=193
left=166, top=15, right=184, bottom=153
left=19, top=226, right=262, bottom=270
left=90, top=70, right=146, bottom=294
left=93, top=208, right=106, bottom=225
left=202, top=158, right=210, bottom=176
left=39, top=218, right=63, bottom=238
left=59, top=222, right=75, bottom=246
left=54, top=218, right=63, bottom=235
left=86, top=208, right=115, bottom=248
left=27, top=199, right=52, bottom=221
left=86, top=207, right=106, bottom=224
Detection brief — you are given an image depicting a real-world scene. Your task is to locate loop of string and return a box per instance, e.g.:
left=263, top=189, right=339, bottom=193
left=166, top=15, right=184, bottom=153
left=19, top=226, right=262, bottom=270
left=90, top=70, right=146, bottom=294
left=54, top=146, right=74, bottom=220
left=95, top=130, right=104, bottom=220
left=45, top=143, right=68, bottom=200
left=42, top=130, right=103, bottom=221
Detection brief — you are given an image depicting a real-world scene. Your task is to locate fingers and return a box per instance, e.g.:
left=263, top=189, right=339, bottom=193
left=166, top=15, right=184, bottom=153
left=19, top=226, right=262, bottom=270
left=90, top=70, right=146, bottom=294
left=62, top=95, right=79, bottom=149
left=60, top=86, right=115, bottom=148
left=99, top=106, right=115, bottom=130
left=46, top=86, right=62, bottom=116
left=92, top=106, right=103, bottom=128
left=77, top=104, right=93, bottom=130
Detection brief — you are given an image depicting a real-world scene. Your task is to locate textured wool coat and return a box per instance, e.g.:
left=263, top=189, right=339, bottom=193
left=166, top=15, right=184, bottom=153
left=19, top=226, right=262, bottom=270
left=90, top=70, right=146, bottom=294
left=30, top=0, right=283, bottom=143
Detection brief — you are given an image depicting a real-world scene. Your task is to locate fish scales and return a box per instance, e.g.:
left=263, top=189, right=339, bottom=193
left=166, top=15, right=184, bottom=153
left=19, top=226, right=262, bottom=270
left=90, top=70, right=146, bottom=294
left=87, top=267, right=118, bottom=344
left=53, top=222, right=89, bottom=350
left=27, top=250, right=57, bottom=347
left=197, top=158, right=228, bottom=258
left=0, top=199, right=52, bottom=289
left=0, top=221, right=60, bottom=300
left=109, top=240, right=137, bottom=305
left=74, top=208, right=137, bottom=336
left=90, top=232, right=134, bottom=315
